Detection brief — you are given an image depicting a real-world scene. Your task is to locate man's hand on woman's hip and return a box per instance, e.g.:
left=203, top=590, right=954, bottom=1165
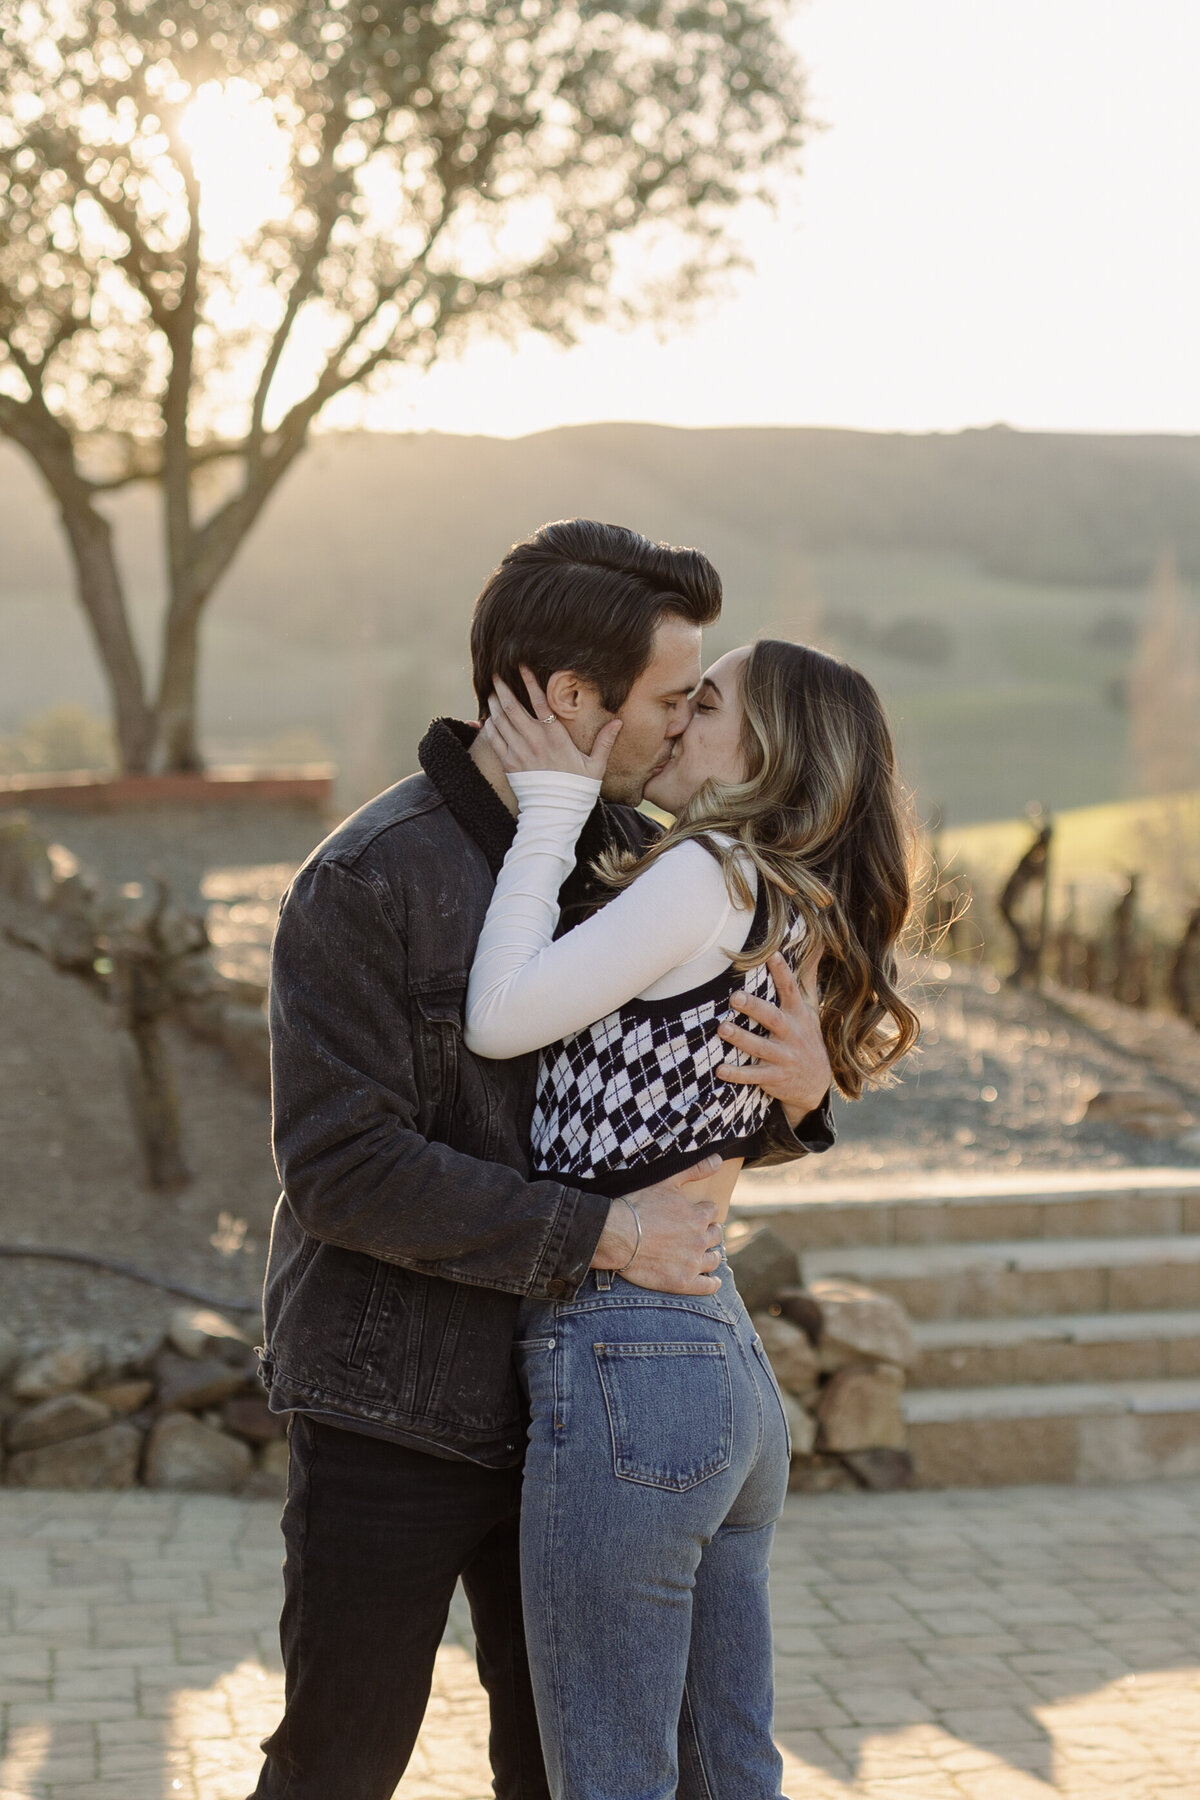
left=715, top=948, right=832, bottom=1124
left=591, top=1157, right=725, bottom=1296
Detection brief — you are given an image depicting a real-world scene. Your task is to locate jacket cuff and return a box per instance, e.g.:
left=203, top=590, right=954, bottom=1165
left=750, top=1092, right=836, bottom=1168
left=527, top=1179, right=611, bottom=1301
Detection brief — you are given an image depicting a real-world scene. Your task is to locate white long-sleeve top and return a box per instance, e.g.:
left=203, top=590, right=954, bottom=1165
left=463, top=771, right=757, bottom=1061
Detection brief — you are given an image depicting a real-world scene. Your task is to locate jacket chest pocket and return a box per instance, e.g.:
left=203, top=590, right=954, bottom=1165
left=413, top=990, right=464, bottom=1141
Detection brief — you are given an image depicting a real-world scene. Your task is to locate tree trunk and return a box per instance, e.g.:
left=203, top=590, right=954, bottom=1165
left=998, top=825, right=1052, bottom=989
left=112, top=924, right=190, bottom=1193
left=154, top=595, right=205, bottom=773
left=58, top=496, right=156, bottom=774
left=152, top=442, right=304, bottom=774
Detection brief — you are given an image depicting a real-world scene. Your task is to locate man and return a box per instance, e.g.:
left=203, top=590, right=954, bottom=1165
left=253, top=519, right=833, bottom=1799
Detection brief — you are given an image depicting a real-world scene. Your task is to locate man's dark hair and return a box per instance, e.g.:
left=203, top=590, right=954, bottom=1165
left=470, top=519, right=722, bottom=716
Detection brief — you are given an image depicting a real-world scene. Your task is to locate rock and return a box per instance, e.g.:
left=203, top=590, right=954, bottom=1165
left=724, top=1225, right=801, bottom=1311
left=842, top=1447, right=916, bottom=1492
left=787, top=1454, right=860, bottom=1494
left=6, top=1422, right=142, bottom=1490
left=245, top=1437, right=290, bottom=1500
left=6, top=1393, right=112, bottom=1451
left=88, top=1379, right=154, bottom=1415
left=222, top=1395, right=287, bottom=1444
left=778, top=1389, right=817, bottom=1458
left=12, top=1336, right=106, bottom=1401
left=168, top=1307, right=251, bottom=1365
left=0, top=1324, right=20, bottom=1384
left=143, top=1414, right=253, bottom=1493
left=1083, top=1089, right=1194, bottom=1138
left=117, top=1330, right=167, bottom=1377
left=753, top=1312, right=820, bottom=1396
left=776, top=1286, right=823, bottom=1346
left=808, top=1278, right=917, bottom=1371
left=154, top=1351, right=250, bottom=1412
left=817, top=1363, right=907, bottom=1453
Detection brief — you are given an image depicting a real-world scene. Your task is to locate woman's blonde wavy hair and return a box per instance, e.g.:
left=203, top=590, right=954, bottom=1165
left=595, top=638, right=920, bottom=1099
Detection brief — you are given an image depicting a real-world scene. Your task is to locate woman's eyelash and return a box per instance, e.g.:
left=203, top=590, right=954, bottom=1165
left=695, top=702, right=716, bottom=713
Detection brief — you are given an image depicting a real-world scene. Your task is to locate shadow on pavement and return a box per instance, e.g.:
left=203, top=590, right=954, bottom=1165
left=3, top=1481, right=1199, bottom=1799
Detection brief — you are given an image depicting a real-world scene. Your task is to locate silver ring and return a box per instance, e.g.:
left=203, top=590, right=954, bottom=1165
left=541, top=714, right=556, bottom=724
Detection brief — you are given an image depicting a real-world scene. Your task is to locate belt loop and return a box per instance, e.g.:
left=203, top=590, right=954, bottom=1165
left=595, top=1268, right=613, bottom=1293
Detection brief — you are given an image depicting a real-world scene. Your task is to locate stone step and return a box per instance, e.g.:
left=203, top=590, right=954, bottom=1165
left=910, top=1309, right=1200, bottom=1388
left=801, top=1234, right=1200, bottom=1320
left=904, top=1378, right=1200, bottom=1487
left=732, top=1167, right=1200, bottom=1250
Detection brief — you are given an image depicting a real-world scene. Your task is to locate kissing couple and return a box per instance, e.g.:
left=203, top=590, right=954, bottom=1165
left=251, top=519, right=917, bottom=1800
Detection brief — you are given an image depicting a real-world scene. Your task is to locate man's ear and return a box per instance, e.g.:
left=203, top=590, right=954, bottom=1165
left=544, top=670, right=593, bottom=720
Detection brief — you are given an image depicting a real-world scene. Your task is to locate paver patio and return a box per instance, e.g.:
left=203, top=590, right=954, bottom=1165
left=1, top=1480, right=1198, bottom=1799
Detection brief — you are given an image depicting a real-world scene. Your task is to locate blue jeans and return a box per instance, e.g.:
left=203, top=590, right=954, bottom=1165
left=515, top=1260, right=792, bottom=1800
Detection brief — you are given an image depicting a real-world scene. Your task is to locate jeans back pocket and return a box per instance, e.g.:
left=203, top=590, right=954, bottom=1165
left=594, top=1341, right=733, bottom=1491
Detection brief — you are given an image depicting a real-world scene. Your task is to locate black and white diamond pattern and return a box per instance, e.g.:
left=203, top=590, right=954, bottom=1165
left=531, top=911, right=806, bottom=1180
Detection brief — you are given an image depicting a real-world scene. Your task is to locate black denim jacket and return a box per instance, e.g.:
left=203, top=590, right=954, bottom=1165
left=261, top=719, right=835, bottom=1466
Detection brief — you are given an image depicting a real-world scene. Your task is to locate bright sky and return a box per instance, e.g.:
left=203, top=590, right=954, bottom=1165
left=331, top=0, right=1200, bottom=439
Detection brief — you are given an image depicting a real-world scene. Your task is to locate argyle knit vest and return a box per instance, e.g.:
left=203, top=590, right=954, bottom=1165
left=530, top=880, right=805, bottom=1198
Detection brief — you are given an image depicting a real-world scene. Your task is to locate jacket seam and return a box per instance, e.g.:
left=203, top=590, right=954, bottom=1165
left=319, top=787, right=446, bottom=871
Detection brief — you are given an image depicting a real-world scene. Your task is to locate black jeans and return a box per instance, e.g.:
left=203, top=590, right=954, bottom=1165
left=250, top=1415, right=550, bottom=1800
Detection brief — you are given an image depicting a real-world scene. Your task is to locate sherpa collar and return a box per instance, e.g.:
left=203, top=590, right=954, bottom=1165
left=418, top=717, right=515, bottom=877
left=416, top=716, right=657, bottom=910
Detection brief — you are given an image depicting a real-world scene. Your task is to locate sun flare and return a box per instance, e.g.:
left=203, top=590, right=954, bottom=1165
left=179, top=79, right=291, bottom=249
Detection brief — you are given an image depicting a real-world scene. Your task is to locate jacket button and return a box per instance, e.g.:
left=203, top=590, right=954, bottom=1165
left=544, top=1278, right=568, bottom=1298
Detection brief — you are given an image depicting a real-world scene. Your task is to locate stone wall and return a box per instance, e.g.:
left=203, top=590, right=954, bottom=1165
left=0, top=1308, right=286, bottom=1496
left=0, top=1243, right=918, bottom=1499
left=725, top=1223, right=917, bottom=1493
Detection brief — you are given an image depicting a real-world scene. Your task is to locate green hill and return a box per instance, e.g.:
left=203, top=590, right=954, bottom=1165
left=2, top=423, right=1197, bottom=821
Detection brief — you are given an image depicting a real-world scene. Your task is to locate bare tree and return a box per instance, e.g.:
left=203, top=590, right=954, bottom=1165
left=998, top=817, right=1052, bottom=989
left=0, top=0, right=806, bottom=771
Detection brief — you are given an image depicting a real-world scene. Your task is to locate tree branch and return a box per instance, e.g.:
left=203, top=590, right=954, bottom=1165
left=248, top=111, right=359, bottom=455
left=0, top=277, right=92, bottom=399
left=0, top=333, right=40, bottom=396
left=160, top=129, right=202, bottom=611
left=82, top=438, right=245, bottom=492
left=0, top=386, right=153, bottom=768
left=22, top=132, right=178, bottom=335
left=84, top=463, right=162, bottom=493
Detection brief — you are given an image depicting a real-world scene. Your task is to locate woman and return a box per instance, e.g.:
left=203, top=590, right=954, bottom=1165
left=465, top=638, right=918, bottom=1800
